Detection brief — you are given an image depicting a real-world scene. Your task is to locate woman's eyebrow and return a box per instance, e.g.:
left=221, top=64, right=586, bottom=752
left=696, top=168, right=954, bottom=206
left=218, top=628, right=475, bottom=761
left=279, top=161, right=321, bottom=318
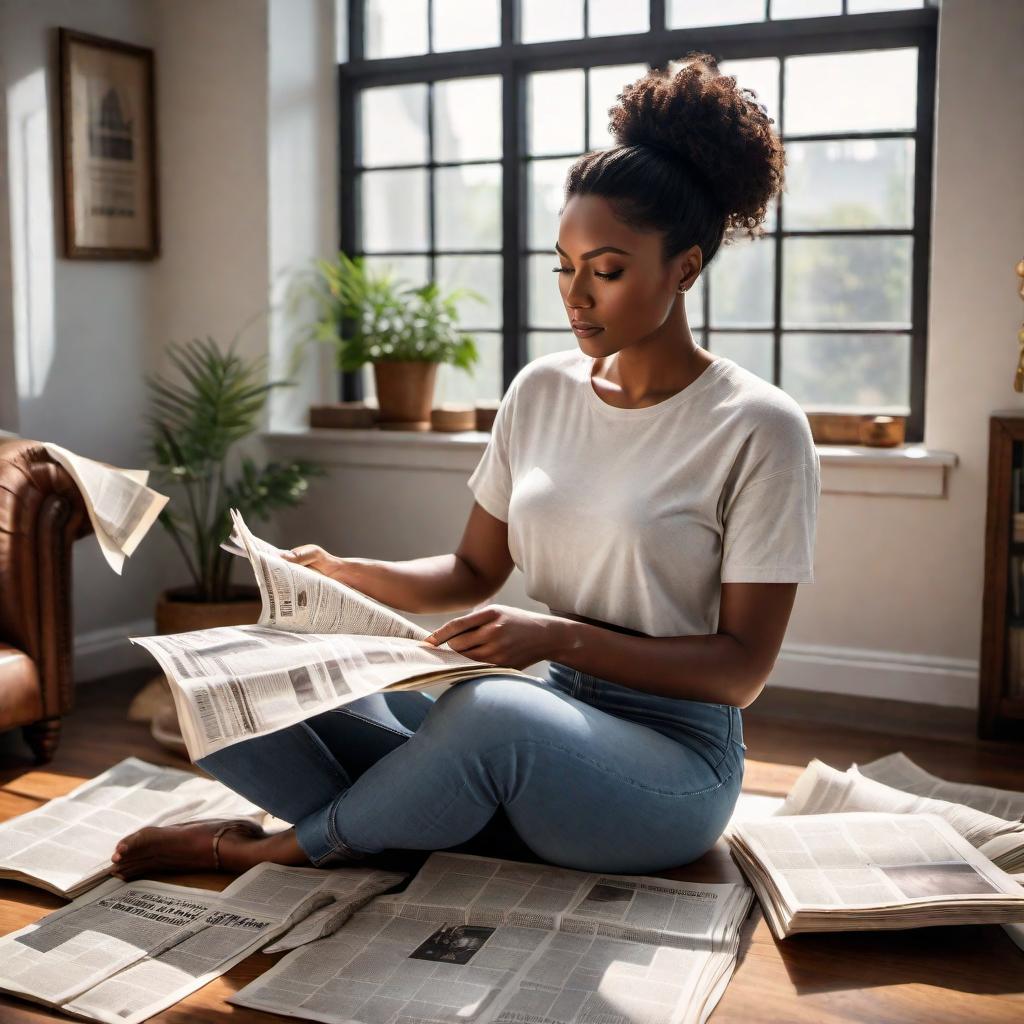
left=554, top=242, right=631, bottom=260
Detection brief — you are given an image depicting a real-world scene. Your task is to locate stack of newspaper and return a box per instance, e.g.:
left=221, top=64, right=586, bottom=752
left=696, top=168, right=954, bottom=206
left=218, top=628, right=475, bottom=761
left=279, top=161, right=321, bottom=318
left=728, top=753, right=1024, bottom=940
left=40, top=442, right=168, bottom=575
left=0, top=758, right=265, bottom=898
left=230, top=851, right=754, bottom=1024
left=0, top=860, right=406, bottom=1024
left=131, top=509, right=548, bottom=762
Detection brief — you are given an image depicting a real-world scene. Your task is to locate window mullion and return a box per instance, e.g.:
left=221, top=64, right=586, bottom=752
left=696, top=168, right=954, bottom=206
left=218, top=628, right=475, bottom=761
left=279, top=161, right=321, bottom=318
left=773, top=56, right=786, bottom=389
left=502, top=62, right=525, bottom=393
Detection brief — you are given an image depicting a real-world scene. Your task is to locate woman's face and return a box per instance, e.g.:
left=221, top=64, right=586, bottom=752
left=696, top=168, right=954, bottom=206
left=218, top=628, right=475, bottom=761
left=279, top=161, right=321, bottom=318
left=555, top=194, right=701, bottom=355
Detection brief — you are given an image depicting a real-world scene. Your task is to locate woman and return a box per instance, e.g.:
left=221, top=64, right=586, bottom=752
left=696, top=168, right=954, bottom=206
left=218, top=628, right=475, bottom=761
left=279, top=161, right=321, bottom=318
left=112, top=52, right=819, bottom=881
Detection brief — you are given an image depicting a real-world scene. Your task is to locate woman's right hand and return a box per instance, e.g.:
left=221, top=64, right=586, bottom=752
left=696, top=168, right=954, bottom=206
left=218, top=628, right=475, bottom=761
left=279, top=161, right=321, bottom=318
left=280, top=545, right=345, bottom=582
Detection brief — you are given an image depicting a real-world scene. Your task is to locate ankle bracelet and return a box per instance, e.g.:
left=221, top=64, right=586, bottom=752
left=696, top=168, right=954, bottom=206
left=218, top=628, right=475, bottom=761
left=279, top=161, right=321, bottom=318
left=211, top=822, right=243, bottom=870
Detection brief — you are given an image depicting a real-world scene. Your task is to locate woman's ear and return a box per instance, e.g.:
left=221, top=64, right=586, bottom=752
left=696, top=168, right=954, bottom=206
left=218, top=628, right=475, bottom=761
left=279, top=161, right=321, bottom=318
left=677, top=244, right=703, bottom=292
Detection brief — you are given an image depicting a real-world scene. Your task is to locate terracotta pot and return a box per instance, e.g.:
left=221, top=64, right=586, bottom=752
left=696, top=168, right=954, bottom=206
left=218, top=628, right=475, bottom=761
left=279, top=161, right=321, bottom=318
left=373, top=360, right=438, bottom=430
left=154, top=584, right=262, bottom=634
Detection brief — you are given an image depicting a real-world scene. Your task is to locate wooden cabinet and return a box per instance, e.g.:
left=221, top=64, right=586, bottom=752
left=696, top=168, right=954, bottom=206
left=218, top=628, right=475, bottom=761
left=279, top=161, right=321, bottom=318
left=980, top=413, right=1024, bottom=737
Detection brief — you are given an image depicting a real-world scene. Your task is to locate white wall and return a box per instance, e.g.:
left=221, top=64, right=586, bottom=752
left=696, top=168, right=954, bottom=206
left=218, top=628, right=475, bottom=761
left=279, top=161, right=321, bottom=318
left=0, top=0, right=170, bottom=677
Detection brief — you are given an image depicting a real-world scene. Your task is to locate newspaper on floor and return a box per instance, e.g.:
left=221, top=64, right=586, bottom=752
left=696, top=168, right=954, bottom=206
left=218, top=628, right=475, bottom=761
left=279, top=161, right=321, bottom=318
left=0, top=861, right=407, bottom=1024
left=777, top=753, right=1024, bottom=952
left=859, top=751, right=1024, bottom=822
left=130, top=509, right=546, bottom=762
left=781, top=758, right=1024, bottom=873
left=728, top=810, right=1024, bottom=939
left=230, top=850, right=754, bottom=1024
left=0, top=757, right=264, bottom=899
left=41, top=442, right=168, bottom=575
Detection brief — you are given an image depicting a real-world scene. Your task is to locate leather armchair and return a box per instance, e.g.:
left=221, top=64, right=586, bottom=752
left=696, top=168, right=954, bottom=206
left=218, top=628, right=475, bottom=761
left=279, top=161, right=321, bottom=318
left=0, top=439, right=93, bottom=762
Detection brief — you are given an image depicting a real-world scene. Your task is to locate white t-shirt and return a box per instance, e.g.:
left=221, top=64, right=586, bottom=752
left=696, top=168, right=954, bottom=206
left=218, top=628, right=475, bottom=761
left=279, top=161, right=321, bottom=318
left=466, top=348, right=821, bottom=638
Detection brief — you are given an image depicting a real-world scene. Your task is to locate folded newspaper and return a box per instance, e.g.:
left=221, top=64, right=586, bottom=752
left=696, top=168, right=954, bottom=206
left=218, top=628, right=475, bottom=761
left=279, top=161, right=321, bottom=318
left=41, top=442, right=168, bottom=575
left=0, top=861, right=406, bottom=1024
left=728, top=752, right=1024, bottom=940
left=130, top=509, right=546, bottom=762
left=0, top=757, right=264, bottom=898
left=770, top=752, right=1024, bottom=951
left=231, top=850, right=754, bottom=1024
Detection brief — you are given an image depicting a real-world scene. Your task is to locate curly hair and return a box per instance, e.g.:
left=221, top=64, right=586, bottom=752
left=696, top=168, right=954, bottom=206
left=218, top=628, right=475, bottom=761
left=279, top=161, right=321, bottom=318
left=564, top=52, right=785, bottom=269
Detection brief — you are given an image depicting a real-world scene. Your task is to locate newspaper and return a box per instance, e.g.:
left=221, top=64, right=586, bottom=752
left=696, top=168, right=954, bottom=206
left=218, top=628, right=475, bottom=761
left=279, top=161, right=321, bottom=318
left=0, top=861, right=406, bottom=1024
left=729, top=811, right=1024, bottom=939
left=230, top=851, right=754, bottom=1024
left=781, top=758, right=1024, bottom=874
left=130, top=509, right=546, bottom=761
left=779, top=753, right=1024, bottom=951
left=0, top=757, right=264, bottom=899
left=41, top=442, right=168, bottom=574
left=859, top=751, right=1024, bottom=821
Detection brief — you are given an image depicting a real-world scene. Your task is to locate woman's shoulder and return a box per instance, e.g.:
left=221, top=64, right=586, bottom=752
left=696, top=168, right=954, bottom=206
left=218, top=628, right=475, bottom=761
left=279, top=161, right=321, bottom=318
left=712, top=358, right=817, bottom=463
left=505, top=348, right=585, bottom=400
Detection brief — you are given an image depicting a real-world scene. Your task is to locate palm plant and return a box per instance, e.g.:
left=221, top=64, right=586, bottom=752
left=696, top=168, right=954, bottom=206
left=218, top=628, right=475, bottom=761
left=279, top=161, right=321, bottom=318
left=146, top=336, right=324, bottom=602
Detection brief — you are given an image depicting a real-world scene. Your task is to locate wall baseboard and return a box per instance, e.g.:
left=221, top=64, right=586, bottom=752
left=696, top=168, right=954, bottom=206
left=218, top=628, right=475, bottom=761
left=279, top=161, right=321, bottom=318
left=74, top=618, right=155, bottom=683
left=771, top=641, right=977, bottom=709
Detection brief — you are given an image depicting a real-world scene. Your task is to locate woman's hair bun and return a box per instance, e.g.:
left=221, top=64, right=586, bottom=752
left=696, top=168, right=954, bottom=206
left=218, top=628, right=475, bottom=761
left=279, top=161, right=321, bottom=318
left=608, top=51, right=785, bottom=232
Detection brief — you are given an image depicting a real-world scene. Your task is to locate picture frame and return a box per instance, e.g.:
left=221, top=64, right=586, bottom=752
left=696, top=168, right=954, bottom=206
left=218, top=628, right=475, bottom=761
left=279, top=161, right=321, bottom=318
left=58, top=28, right=159, bottom=260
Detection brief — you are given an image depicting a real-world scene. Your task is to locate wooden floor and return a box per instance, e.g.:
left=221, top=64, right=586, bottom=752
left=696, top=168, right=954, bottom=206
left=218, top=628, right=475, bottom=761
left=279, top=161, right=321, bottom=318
left=1, top=671, right=1023, bottom=1024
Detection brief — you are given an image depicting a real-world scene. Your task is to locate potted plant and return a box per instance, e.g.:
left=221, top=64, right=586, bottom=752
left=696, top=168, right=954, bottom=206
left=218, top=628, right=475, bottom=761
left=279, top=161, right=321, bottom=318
left=131, top=335, right=325, bottom=754
left=304, top=252, right=482, bottom=430
left=146, top=335, right=325, bottom=633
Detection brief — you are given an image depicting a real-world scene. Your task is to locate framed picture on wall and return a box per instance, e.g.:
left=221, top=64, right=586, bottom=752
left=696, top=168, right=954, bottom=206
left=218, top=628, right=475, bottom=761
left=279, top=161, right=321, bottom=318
left=58, top=28, right=159, bottom=260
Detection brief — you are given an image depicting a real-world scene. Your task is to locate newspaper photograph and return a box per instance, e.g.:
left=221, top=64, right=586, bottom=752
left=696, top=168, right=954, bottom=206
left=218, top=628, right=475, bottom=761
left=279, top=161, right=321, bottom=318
left=0, top=861, right=407, bottom=1024
left=41, top=442, right=168, bottom=574
left=231, top=851, right=753, bottom=1024
left=0, top=757, right=262, bottom=898
left=131, top=510, right=546, bottom=761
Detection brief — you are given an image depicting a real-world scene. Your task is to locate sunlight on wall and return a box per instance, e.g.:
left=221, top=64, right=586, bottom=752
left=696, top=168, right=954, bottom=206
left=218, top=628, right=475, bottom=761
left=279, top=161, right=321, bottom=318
left=8, top=68, right=55, bottom=400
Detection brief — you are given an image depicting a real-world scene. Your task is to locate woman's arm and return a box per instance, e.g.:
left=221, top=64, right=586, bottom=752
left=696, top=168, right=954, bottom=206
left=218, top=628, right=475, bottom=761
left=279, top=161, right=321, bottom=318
left=549, top=582, right=799, bottom=707
left=283, top=502, right=514, bottom=614
left=426, top=582, right=799, bottom=708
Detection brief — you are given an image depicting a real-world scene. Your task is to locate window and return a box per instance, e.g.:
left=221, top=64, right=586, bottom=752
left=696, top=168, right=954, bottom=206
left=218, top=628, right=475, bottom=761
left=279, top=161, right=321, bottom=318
left=339, top=0, right=938, bottom=442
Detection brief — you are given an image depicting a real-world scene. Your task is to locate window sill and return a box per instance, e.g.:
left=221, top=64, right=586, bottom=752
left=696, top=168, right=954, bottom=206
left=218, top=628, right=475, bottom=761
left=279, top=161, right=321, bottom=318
left=263, top=429, right=958, bottom=498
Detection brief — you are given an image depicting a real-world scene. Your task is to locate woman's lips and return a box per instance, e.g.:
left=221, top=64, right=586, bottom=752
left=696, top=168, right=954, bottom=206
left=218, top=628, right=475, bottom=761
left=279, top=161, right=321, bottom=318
left=571, top=323, right=604, bottom=338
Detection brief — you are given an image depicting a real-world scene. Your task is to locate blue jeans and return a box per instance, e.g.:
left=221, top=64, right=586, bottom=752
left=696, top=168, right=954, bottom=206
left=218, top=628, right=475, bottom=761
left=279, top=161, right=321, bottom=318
left=195, top=661, right=745, bottom=874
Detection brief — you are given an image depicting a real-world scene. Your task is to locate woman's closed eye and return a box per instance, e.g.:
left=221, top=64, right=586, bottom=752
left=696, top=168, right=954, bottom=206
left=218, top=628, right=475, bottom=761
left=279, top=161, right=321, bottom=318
left=552, top=267, right=624, bottom=281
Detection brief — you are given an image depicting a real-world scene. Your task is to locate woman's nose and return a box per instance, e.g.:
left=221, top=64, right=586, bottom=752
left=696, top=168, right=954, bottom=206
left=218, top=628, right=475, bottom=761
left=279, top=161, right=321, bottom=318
left=565, top=280, right=592, bottom=308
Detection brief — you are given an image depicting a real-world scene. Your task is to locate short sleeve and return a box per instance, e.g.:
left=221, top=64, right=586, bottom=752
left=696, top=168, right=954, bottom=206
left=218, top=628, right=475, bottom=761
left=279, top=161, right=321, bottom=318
left=720, top=455, right=821, bottom=585
left=467, top=379, right=518, bottom=523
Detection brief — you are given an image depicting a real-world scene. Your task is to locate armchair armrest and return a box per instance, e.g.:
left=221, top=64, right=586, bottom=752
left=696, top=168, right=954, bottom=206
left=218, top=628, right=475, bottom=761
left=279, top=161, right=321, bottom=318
left=0, top=440, right=94, bottom=730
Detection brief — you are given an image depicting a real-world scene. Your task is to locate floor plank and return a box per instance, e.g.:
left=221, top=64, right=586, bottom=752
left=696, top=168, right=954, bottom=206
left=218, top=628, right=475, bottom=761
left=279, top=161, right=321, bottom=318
left=0, top=671, right=1022, bottom=1023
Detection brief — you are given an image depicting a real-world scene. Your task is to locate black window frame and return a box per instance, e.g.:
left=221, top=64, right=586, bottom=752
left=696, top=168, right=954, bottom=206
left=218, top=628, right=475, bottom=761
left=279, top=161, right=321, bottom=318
left=339, top=1, right=938, bottom=443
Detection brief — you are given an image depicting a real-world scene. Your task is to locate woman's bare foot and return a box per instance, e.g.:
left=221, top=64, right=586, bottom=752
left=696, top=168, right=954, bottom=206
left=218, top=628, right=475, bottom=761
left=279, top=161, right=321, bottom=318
left=111, top=820, right=310, bottom=880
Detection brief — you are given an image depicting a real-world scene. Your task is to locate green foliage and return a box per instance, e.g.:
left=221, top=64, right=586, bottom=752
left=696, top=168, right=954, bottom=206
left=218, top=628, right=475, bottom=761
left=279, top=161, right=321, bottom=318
left=146, top=336, right=325, bottom=602
left=301, top=251, right=482, bottom=373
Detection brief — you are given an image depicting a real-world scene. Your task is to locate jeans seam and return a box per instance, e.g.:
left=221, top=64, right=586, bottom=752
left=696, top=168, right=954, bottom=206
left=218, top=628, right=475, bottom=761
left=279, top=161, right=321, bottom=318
left=319, top=791, right=371, bottom=864
left=329, top=707, right=411, bottom=740
left=297, top=722, right=352, bottom=789
left=484, top=737, right=738, bottom=799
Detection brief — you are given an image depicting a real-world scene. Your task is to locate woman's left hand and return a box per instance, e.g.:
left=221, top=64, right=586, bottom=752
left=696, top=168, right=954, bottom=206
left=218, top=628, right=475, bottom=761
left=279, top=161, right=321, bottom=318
left=423, top=604, right=567, bottom=670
